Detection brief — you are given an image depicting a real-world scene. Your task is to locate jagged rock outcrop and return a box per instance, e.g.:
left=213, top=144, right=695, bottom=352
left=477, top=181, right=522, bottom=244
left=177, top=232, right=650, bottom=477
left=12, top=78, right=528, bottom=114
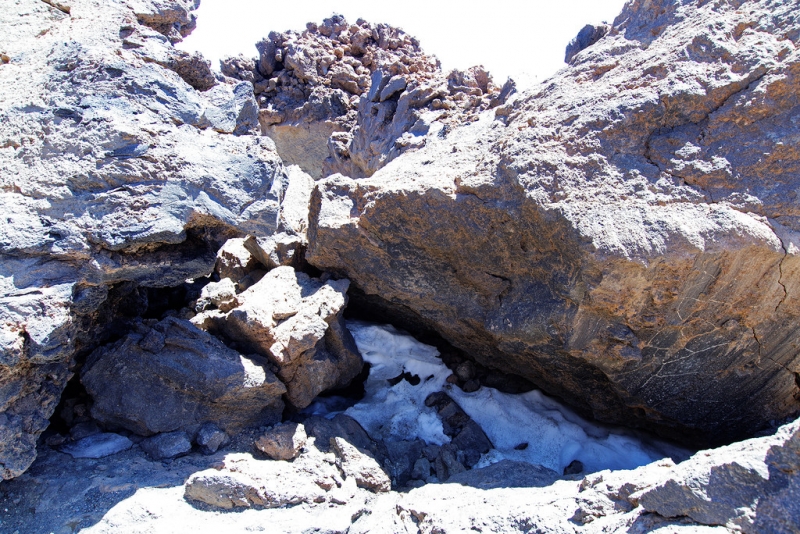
left=0, top=0, right=286, bottom=479
left=221, top=15, right=511, bottom=179
left=193, top=266, right=362, bottom=409
left=308, top=0, right=800, bottom=445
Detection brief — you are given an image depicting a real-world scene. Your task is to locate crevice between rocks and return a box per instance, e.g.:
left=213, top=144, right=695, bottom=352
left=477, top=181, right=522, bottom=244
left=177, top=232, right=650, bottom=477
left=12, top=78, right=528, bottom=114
left=642, top=65, right=771, bottom=201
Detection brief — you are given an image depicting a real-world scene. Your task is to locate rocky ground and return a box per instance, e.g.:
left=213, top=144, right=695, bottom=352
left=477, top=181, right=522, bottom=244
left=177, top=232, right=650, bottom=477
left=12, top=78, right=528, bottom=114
left=0, top=399, right=797, bottom=533
left=2, top=0, right=800, bottom=531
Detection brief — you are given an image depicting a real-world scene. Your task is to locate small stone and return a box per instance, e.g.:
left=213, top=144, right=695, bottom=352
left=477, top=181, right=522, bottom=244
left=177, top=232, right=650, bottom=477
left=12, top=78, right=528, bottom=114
left=215, top=238, right=260, bottom=281
left=196, top=422, right=230, bottom=455
left=454, top=361, right=476, bottom=382
left=435, top=444, right=466, bottom=481
left=461, top=379, right=481, bottom=393
left=140, top=431, right=192, bottom=460
left=197, top=278, right=238, bottom=312
left=411, top=457, right=431, bottom=480
left=255, top=422, right=307, bottom=461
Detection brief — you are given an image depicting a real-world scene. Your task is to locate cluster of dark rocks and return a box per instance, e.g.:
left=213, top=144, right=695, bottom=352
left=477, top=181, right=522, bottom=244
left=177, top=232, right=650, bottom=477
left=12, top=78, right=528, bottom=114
left=218, top=15, right=514, bottom=178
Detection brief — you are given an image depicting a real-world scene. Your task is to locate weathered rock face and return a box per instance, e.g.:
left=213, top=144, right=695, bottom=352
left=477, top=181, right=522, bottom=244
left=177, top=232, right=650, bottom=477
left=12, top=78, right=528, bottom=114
left=0, top=0, right=287, bottom=479
left=196, top=266, right=363, bottom=409
left=221, top=15, right=510, bottom=179
left=308, top=0, right=800, bottom=445
left=81, top=317, right=286, bottom=436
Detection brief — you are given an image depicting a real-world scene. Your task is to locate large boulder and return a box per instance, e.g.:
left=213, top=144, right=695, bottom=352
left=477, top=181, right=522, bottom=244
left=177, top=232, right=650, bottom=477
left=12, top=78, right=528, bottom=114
left=307, top=0, right=800, bottom=445
left=222, top=15, right=508, bottom=179
left=0, top=0, right=287, bottom=479
left=81, top=317, right=286, bottom=436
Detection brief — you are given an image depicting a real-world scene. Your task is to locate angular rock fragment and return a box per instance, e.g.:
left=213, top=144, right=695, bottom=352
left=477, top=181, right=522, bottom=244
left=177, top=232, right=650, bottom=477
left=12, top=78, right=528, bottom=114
left=255, top=423, right=307, bottom=461
left=331, top=437, right=391, bottom=492
left=82, top=317, right=286, bottom=436
left=219, top=266, right=362, bottom=409
left=140, top=431, right=192, bottom=460
left=424, top=392, right=492, bottom=467
left=303, top=414, right=384, bottom=460
left=434, top=443, right=466, bottom=482
left=215, top=238, right=260, bottom=282
left=195, top=278, right=238, bottom=312
left=195, top=422, right=229, bottom=455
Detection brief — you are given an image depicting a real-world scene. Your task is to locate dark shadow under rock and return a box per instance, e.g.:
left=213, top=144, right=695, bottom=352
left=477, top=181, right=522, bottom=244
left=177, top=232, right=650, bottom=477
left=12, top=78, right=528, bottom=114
left=445, top=460, right=560, bottom=490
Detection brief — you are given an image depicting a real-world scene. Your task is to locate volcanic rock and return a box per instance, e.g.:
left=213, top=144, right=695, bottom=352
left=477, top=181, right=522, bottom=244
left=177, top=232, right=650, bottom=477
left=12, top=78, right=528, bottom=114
left=140, top=431, right=192, bottom=460
left=255, top=422, right=308, bottom=461
left=81, top=317, right=286, bottom=436
left=195, top=422, right=229, bottom=455
left=214, top=238, right=260, bottom=282
left=307, top=0, right=800, bottom=445
left=0, top=0, right=289, bottom=479
left=58, top=432, right=134, bottom=459
left=221, top=15, right=508, bottom=178
left=330, top=437, right=391, bottom=493
left=213, top=266, right=363, bottom=409
left=184, top=449, right=342, bottom=509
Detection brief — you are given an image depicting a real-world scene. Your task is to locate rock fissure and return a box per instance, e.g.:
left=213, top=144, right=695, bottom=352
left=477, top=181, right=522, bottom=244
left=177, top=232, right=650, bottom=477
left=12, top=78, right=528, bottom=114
left=775, top=247, right=789, bottom=314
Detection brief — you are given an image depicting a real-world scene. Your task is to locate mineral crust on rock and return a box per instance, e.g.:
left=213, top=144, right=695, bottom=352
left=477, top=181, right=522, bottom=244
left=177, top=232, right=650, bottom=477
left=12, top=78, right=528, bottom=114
left=307, top=0, right=800, bottom=444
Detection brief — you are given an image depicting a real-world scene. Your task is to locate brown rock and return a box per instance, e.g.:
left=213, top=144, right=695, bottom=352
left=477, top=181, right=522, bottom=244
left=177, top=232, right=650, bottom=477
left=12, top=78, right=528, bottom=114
left=255, top=423, right=307, bottom=461
left=219, top=266, right=362, bottom=409
left=330, top=437, right=391, bottom=492
left=307, top=0, right=800, bottom=445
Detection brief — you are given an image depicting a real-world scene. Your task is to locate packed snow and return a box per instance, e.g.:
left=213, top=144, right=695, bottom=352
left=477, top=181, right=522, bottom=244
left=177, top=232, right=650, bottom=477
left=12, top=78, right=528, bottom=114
left=344, top=321, right=688, bottom=474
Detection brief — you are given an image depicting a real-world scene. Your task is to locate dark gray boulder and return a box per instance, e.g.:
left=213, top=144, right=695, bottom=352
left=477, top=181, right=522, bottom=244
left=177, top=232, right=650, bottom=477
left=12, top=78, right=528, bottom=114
left=140, top=431, right=192, bottom=460
left=82, top=317, right=286, bottom=436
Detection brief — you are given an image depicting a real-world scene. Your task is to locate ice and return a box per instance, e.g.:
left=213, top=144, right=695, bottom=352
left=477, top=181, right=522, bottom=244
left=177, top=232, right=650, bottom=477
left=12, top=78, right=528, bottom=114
left=344, top=321, right=450, bottom=445
left=344, top=321, right=688, bottom=475
left=449, top=387, right=683, bottom=473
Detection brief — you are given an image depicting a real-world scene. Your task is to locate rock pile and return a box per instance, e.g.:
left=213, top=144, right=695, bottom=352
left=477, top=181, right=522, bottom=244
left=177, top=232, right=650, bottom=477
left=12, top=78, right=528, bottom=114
left=220, top=15, right=512, bottom=178
left=1, top=0, right=800, bottom=529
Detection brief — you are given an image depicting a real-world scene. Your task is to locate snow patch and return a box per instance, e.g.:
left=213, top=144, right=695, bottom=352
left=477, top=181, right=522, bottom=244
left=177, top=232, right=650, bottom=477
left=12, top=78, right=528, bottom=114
left=345, top=321, right=687, bottom=474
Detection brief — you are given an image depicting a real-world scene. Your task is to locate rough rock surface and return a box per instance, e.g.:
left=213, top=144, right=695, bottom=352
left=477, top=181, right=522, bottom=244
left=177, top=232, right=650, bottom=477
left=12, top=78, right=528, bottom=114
left=82, top=317, right=286, bottom=436
left=140, top=431, right=192, bottom=460
left=331, top=436, right=392, bottom=493
left=308, top=0, right=800, bottom=444
left=0, top=0, right=289, bottom=479
left=255, top=422, right=307, bottom=461
left=184, top=449, right=343, bottom=509
left=221, top=15, right=510, bottom=178
left=198, top=266, right=363, bottom=409
left=1, top=414, right=787, bottom=532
